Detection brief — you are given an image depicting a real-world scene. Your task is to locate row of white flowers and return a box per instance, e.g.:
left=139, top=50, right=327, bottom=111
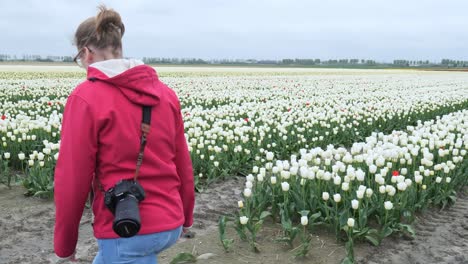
left=1, top=70, right=468, bottom=191
left=236, top=109, right=468, bottom=259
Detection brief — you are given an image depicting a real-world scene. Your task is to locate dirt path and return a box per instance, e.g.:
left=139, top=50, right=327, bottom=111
left=0, top=177, right=245, bottom=264
left=0, top=181, right=467, bottom=264
left=357, top=189, right=468, bottom=264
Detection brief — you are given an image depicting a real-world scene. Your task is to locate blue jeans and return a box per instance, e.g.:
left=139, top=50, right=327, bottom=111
left=92, top=226, right=182, bottom=264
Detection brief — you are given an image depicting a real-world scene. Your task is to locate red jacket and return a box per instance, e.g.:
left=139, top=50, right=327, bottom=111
left=54, top=62, right=194, bottom=258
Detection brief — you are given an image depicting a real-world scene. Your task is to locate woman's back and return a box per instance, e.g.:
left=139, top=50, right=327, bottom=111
left=54, top=32, right=194, bottom=260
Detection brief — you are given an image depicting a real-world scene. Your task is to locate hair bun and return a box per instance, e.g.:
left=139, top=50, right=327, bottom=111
left=95, top=5, right=125, bottom=39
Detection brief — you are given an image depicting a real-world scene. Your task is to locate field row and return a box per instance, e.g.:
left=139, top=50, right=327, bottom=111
left=1, top=72, right=468, bottom=191
left=232, top=109, right=468, bottom=261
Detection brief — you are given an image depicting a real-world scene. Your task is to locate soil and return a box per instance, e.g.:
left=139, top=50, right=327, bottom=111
left=0, top=178, right=467, bottom=264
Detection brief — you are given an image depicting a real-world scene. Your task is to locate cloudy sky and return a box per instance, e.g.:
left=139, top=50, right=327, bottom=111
left=1, top=0, right=467, bottom=62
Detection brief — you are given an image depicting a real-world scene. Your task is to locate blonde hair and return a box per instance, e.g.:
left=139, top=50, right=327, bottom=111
left=74, top=5, right=125, bottom=56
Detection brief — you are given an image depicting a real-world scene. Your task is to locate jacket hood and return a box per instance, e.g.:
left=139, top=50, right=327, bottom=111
left=87, top=59, right=161, bottom=106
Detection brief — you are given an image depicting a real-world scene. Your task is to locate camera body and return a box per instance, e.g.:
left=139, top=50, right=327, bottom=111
left=104, top=180, right=145, bottom=237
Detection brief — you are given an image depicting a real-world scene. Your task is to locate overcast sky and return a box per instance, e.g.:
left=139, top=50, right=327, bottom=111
left=1, top=0, right=467, bottom=62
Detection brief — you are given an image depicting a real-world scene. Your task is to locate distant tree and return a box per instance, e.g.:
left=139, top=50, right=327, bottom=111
left=62, top=56, right=73, bottom=62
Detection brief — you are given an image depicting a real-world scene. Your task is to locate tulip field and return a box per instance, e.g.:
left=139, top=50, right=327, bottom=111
left=1, top=68, right=468, bottom=263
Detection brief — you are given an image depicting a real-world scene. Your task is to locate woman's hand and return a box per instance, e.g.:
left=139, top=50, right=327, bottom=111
left=181, top=226, right=195, bottom=239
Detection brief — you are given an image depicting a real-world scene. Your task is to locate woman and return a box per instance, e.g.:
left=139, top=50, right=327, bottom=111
left=54, top=6, right=194, bottom=263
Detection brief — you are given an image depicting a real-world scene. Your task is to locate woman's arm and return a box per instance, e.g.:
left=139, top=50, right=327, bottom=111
left=54, top=95, right=98, bottom=258
left=174, top=100, right=195, bottom=228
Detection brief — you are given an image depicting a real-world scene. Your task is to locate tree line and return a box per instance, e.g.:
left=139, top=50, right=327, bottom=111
left=0, top=54, right=467, bottom=68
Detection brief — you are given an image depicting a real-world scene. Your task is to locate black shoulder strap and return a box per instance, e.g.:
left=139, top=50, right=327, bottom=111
left=134, top=106, right=152, bottom=181
left=142, top=106, right=152, bottom=125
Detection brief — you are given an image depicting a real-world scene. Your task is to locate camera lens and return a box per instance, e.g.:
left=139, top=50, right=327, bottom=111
left=113, top=195, right=141, bottom=237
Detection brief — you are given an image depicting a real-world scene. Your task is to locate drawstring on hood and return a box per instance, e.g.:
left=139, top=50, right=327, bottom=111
left=87, top=59, right=161, bottom=106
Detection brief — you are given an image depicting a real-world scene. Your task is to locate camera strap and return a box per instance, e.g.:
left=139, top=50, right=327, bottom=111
left=134, top=106, right=152, bottom=181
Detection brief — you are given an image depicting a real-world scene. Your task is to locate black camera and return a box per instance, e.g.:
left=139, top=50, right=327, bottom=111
left=104, top=180, right=145, bottom=237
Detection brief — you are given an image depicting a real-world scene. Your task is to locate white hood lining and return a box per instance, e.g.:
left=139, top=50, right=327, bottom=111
left=90, top=58, right=145, bottom=78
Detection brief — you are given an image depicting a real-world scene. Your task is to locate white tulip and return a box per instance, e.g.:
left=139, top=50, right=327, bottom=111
left=404, top=179, right=412, bottom=187
left=240, top=216, right=249, bottom=225
left=333, top=193, right=341, bottom=203
left=280, top=171, right=290, bottom=180
left=344, top=175, right=351, bottom=183
left=379, top=185, right=386, bottom=194
left=376, top=156, right=385, bottom=167
left=281, top=182, right=290, bottom=192
left=386, top=162, right=393, bottom=169
left=266, top=152, right=274, bottom=161
left=341, top=182, right=349, bottom=191
left=384, top=201, right=393, bottom=210
left=270, top=176, right=277, bottom=184
left=323, top=171, right=332, bottom=181
left=301, top=216, right=308, bottom=226
left=397, top=175, right=405, bottom=183
left=415, top=175, right=423, bottom=184
left=272, top=166, right=279, bottom=174
left=322, top=192, right=330, bottom=201
left=347, top=218, right=355, bottom=228
left=290, top=166, right=298, bottom=176
left=246, top=174, right=255, bottom=182
left=257, top=174, right=264, bottom=182
left=424, top=170, right=431, bottom=177
left=356, top=190, right=365, bottom=199
left=351, top=199, right=359, bottom=210
left=375, top=174, right=383, bottom=184
left=43, top=148, right=51, bottom=155
left=252, top=166, right=259, bottom=173
left=334, top=176, right=342, bottom=185
left=36, top=152, right=44, bottom=161
left=397, top=182, right=407, bottom=191
left=243, top=188, right=252, bottom=197
left=356, top=169, right=365, bottom=181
